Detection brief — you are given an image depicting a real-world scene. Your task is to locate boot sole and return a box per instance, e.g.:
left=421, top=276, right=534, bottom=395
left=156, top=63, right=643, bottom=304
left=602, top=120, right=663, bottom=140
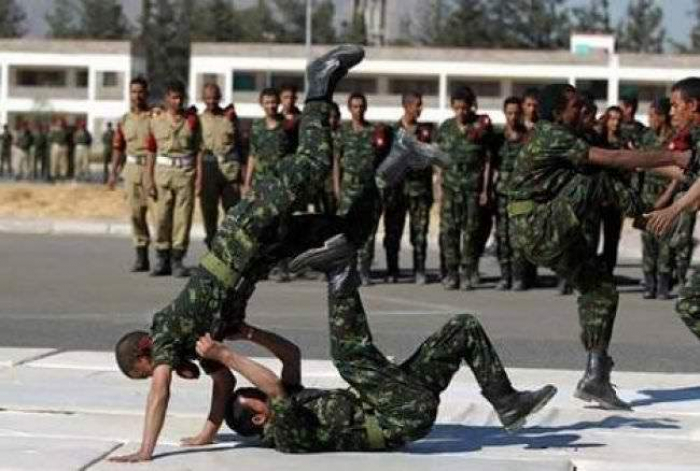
left=504, top=386, right=558, bottom=432
left=573, top=389, right=633, bottom=411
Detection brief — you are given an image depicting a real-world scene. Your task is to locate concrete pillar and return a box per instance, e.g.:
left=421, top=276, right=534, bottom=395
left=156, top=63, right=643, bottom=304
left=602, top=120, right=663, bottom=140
left=438, top=73, right=447, bottom=110
left=607, top=55, right=620, bottom=107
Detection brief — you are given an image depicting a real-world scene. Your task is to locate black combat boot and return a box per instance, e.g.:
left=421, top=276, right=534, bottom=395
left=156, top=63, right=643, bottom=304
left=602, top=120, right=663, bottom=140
left=642, top=272, right=657, bottom=299
left=171, top=249, right=190, bottom=278
left=483, top=382, right=558, bottom=432
left=574, top=352, right=632, bottom=410
left=386, top=252, right=400, bottom=283
left=130, top=246, right=150, bottom=272
left=305, top=45, right=365, bottom=102
left=461, top=267, right=474, bottom=291
left=359, top=258, right=373, bottom=287
left=289, top=234, right=358, bottom=297
left=414, top=255, right=427, bottom=285
left=657, top=273, right=672, bottom=300
left=496, top=263, right=512, bottom=291
left=557, top=277, right=573, bottom=295
left=150, top=249, right=171, bottom=277
left=442, top=271, right=459, bottom=290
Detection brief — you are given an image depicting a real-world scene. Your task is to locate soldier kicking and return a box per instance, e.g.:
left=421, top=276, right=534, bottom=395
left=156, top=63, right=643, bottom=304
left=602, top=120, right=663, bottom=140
left=192, top=256, right=556, bottom=453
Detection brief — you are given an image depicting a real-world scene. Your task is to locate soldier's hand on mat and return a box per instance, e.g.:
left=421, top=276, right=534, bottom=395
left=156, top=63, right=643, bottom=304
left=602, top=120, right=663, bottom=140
left=108, top=450, right=152, bottom=463
left=180, top=433, right=214, bottom=447
left=196, top=333, right=225, bottom=360
left=645, top=204, right=682, bottom=236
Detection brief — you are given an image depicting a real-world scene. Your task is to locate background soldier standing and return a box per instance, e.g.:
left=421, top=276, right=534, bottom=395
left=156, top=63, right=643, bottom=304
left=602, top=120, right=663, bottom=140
left=383, top=91, right=433, bottom=284
left=108, top=77, right=154, bottom=273
left=494, top=97, right=529, bottom=290
left=198, top=83, right=241, bottom=249
left=0, top=124, right=12, bottom=177
left=102, top=122, right=114, bottom=183
left=33, top=122, right=49, bottom=180
left=436, top=87, right=492, bottom=290
left=73, top=120, right=92, bottom=181
left=13, top=121, right=33, bottom=180
left=280, top=83, right=302, bottom=153
left=147, top=80, right=201, bottom=278
left=49, top=117, right=70, bottom=181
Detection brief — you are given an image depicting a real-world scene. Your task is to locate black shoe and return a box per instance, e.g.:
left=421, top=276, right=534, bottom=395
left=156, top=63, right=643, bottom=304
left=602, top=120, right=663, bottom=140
left=414, top=270, right=427, bottom=285
left=489, top=385, right=558, bottom=431
left=171, top=249, right=190, bottom=278
left=305, top=45, right=365, bottom=102
left=442, top=273, right=459, bottom=290
left=327, top=262, right=361, bottom=297
left=557, top=278, right=573, bottom=295
left=289, top=234, right=356, bottom=274
left=151, top=249, right=172, bottom=277
left=642, top=272, right=656, bottom=299
left=359, top=262, right=373, bottom=286
left=657, top=273, right=671, bottom=300
left=574, top=352, right=632, bottom=410
left=130, top=246, right=150, bottom=272
left=460, top=271, right=474, bottom=291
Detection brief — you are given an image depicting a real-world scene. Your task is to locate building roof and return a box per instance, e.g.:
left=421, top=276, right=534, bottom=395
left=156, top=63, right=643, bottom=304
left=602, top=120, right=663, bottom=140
left=0, top=38, right=133, bottom=55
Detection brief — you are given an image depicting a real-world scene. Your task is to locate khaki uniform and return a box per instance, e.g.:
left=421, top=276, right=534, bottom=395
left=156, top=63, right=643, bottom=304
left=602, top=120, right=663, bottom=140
left=199, top=109, right=241, bottom=248
left=13, top=129, right=33, bottom=179
left=118, top=110, right=153, bottom=248
left=151, top=110, right=200, bottom=253
left=49, top=124, right=70, bottom=179
left=73, top=128, right=92, bottom=179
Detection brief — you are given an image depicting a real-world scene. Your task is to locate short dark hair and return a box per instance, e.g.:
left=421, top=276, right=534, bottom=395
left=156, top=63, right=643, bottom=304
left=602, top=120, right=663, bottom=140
left=203, top=82, right=221, bottom=99
left=279, top=83, right=298, bottom=95
left=539, top=84, right=576, bottom=122
left=115, top=330, right=150, bottom=379
left=347, top=92, right=367, bottom=108
left=523, top=87, right=540, bottom=101
left=672, top=77, right=700, bottom=103
left=401, top=91, right=422, bottom=106
left=451, top=86, right=476, bottom=106
left=619, top=94, right=639, bottom=112
left=651, top=96, right=672, bottom=117
left=259, top=87, right=280, bottom=102
left=225, top=387, right=268, bottom=437
left=503, top=96, right=522, bottom=110
left=165, top=80, right=186, bottom=96
left=130, top=76, right=148, bottom=89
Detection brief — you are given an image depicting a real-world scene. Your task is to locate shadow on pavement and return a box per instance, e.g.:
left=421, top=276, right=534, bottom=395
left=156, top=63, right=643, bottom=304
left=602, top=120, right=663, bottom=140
left=630, top=386, right=700, bottom=408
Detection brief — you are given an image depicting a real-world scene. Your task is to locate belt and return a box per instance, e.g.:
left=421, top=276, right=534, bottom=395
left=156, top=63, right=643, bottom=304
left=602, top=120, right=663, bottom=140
left=348, top=388, right=387, bottom=451
left=126, top=155, right=147, bottom=165
left=507, top=199, right=535, bottom=217
left=156, top=155, right=195, bottom=168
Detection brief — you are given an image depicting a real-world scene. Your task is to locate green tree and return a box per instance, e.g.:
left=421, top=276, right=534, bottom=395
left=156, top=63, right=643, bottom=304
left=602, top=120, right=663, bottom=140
left=617, top=0, right=665, bottom=53
left=572, top=0, right=612, bottom=34
left=46, top=0, right=79, bottom=38
left=273, top=0, right=337, bottom=44
left=191, top=0, right=242, bottom=42
left=47, top=0, right=131, bottom=39
left=340, top=0, right=367, bottom=44
left=507, top=0, right=572, bottom=49
left=0, top=0, right=26, bottom=37
left=417, top=0, right=491, bottom=47
left=238, top=0, right=281, bottom=42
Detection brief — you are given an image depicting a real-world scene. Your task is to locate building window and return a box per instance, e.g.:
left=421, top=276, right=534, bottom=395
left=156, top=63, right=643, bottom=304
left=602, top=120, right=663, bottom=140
left=388, top=77, right=439, bottom=96
left=233, top=72, right=257, bottom=91
left=102, top=72, right=118, bottom=87
left=76, top=70, right=89, bottom=88
left=270, top=73, right=305, bottom=92
left=16, top=69, right=66, bottom=87
left=336, top=77, right=378, bottom=94
left=448, top=80, right=501, bottom=98
left=577, top=80, right=608, bottom=101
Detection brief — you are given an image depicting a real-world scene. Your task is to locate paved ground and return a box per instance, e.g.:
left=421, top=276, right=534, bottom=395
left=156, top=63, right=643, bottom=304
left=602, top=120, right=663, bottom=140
left=2, top=233, right=700, bottom=373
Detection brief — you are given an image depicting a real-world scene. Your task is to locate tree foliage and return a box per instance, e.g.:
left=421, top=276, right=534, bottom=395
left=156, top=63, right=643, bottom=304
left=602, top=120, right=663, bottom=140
left=0, top=0, right=26, bottom=38
left=47, top=0, right=131, bottom=39
left=617, top=0, right=665, bottom=53
left=572, top=0, right=612, bottom=34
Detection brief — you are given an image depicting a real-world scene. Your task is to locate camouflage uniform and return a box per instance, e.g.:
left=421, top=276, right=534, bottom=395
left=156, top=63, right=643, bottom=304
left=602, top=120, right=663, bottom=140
left=336, top=121, right=383, bottom=278
left=508, top=121, right=643, bottom=353
left=248, top=115, right=290, bottom=187
left=14, top=129, right=33, bottom=179
left=101, top=127, right=114, bottom=183
left=199, top=108, right=242, bottom=248
left=437, top=117, right=491, bottom=285
left=383, top=122, right=433, bottom=279
left=262, top=287, right=511, bottom=453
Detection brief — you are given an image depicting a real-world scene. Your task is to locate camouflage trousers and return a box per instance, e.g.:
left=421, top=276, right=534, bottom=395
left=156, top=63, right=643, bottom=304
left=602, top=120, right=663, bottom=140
left=495, top=193, right=527, bottom=280
left=669, top=202, right=696, bottom=283
left=329, top=288, right=510, bottom=448
left=511, top=169, right=643, bottom=352
left=676, top=269, right=700, bottom=341
left=200, top=158, right=241, bottom=249
left=383, top=188, right=432, bottom=272
left=440, top=189, right=481, bottom=275
left=202, top=101, right=332, bottom=289
left=641, top=232, right=673, bottom=276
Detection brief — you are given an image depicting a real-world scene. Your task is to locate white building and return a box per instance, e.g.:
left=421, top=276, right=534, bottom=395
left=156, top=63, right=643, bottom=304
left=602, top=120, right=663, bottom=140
left=0, top=39, right=144, bottom=134
left=190, top=34, right=700, bottom=125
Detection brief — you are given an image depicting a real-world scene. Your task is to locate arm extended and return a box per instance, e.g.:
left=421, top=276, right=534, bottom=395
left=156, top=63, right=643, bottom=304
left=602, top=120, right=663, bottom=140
left=588, top=147, right=690, bottom=171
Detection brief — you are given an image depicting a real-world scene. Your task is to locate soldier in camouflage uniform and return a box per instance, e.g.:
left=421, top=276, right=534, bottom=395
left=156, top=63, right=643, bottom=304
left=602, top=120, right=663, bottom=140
left=493, top=97, right=529, bottom=291
left=383, top=91, right=434, bottom=284
left=639, top=98, right=675, bottom=299
left=437, top=87, right=493, bottom=290
left=109, top=46, right=366, bottom=463
left=198, top=83, right=242, bottom=249
left=33, top=123, right=49, bottom=180
left=147, top=80, right=201, bottom=278
left=619, top=92, right=648, bottom=151
left=204, top=260, right=555, bottom=453
left=13, top=122, right=33, bottom=180
left=108, top=77, right=154, bottom=273
left=508, top=84, right=689, bottom=411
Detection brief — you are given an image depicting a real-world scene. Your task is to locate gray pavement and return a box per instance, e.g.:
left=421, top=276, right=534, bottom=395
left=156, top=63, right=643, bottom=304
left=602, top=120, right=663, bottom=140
left=2, top=233, right=700, bottom=373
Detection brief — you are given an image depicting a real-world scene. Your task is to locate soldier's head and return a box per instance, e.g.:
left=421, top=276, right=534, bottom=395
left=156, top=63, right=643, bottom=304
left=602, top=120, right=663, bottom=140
left=259, top=88, right=280, bottom=118
left=451, top=87, right=476, bottom=123
left=329, top=101, right=341, bottom=130
left=106, top=122, right=113, bottom=130
left=503, top=96, right=523, bottom=128
left=619, top=93, right=639, bottom=122
left=129, top=76, right=149, bottom=110
left=522, top=88, right=539, bottom=122
left=648, top=97, right=671, bottom=132
left=165, top=80, right=187, bottom=113
left=115, top=330, right=154, bottom=379
left=671, top=77, right=700, bottom=129
left=579, top=92, right=598, bottom=131
left=401, top=91, right=423, bottom=121
left=540, top=84, right=580, bottom=127
left=203, top=83, right=222, bottom=112
left=225, top=387, right=269, bottom=437
left=347, top=92, right=367, bottom=123
left=602, top=106, right=623, bottom=136
left=279, top=84, right=298, bottom=113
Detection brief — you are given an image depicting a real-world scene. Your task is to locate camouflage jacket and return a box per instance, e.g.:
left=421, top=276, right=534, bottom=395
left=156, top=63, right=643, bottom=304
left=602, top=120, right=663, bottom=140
left=262, top=388, right=377, bottom=453
left=508, top=121, right=590, bottom=202
left=620, top=120, right=647, bottom=149
left=394, top=121, right=433, bottom=197
left=436, top=116, right=493, bottom=193
left=639, top=127, right=673, bottom=207
left=493, top=126, right=527, bottom=195
left=336, top=121, right=379, bottom=215
left=249, top=116, right=290, bottom=176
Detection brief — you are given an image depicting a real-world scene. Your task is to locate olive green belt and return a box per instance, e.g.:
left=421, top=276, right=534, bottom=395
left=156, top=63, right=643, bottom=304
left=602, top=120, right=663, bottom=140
left=348, top=389, right=386, bottom=450
left=507, top=200, right=535, bottom=217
